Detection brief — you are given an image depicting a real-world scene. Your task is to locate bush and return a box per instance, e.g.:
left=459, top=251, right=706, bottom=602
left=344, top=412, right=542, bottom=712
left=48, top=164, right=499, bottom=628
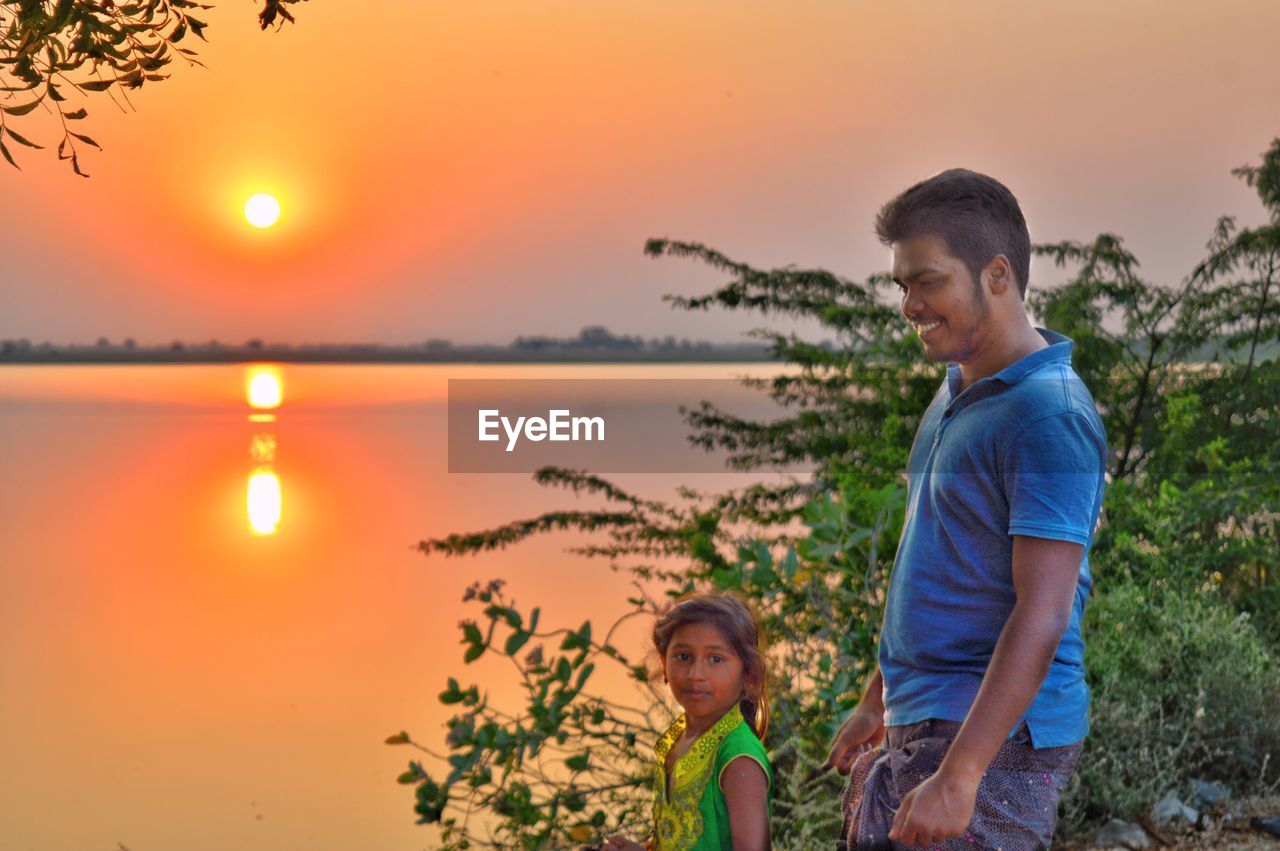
left=1061, top=581, right=1280, bottom=831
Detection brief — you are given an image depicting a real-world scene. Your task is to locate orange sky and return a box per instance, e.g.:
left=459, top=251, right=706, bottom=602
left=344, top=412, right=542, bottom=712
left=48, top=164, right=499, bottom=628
left=3, top=0, right=1279, bottom=346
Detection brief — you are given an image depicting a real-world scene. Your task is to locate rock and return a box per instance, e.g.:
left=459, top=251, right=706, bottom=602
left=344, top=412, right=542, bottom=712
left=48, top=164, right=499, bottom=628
left=1188, top=777, right=1231, bottom=810
left=1151, top=790, right=1199, bottom=827
left=1095, top=818, right=1152, bottom=849
left=1252, top=816, right=1280, bottom=838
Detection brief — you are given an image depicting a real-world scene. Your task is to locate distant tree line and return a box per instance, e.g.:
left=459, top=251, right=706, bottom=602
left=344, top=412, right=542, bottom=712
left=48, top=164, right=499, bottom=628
left=512, top=325, right=775, bottom=353
left=0, top=327, right=777, bottom=363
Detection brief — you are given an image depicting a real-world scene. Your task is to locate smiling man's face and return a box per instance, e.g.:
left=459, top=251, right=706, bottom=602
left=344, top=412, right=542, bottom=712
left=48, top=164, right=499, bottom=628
left=892, top=233, right=995, bottom=365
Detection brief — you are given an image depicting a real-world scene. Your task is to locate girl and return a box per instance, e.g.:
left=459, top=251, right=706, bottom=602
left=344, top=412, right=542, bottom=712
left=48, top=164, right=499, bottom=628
left=606, top=593, right=773, bottom=851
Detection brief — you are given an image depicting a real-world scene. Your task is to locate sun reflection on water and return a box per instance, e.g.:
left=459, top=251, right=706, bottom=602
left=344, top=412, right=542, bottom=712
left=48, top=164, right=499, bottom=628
left=247, top=469, right=282, bottom=535
left=249, top=433, right=277, bottom=464
left=245, top=365, right=283, bottom=409
left=245, top=365, right=284, bottom=536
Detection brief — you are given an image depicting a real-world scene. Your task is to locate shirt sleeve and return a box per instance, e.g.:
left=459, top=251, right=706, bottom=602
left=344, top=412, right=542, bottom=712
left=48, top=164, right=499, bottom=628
left=1000, top=410, right=1106, bottom=545
left=715, top=727, right=773, bottom=795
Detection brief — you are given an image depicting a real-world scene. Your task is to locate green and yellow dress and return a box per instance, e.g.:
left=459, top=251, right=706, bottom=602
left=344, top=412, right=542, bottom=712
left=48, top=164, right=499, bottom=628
left=651, top=704, right=773, bottom=850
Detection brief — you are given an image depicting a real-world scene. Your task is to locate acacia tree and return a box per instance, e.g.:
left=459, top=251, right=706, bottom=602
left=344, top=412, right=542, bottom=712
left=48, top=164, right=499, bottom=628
left=0, top=0, right=305, bottom=174
left=1032, top=140, right=1280, bottom=630
left=392, top=140, right=1280, bottom=848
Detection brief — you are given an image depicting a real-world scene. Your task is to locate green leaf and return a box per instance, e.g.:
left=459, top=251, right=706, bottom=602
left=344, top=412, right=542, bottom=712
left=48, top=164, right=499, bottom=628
left=62, top=108, right=87, bottom=120
left=80, top=80, right=115, bottom=92
left=463, top=643, right=485, bottom=663
left=780, top=548, right=799, bottom=579
left=748, top=563, right=775, bottom=586
left=462, top=622, right=482, bottom=646
left=504, top=630, right=530, bottom=656
left=843, top=528, right=872, bottom=548
left=439, top=678, right=464, bottom=704
left=564, top=752, right=589, bottom=772
left=384, top=731, right=410, bottom=745
left=413, top=776, right=448, bottom=824
left=396, top=762, right=425, bottom=784
left=561, top=621, right=592, bottom=651
left=754, top=541, right=773, bottom=568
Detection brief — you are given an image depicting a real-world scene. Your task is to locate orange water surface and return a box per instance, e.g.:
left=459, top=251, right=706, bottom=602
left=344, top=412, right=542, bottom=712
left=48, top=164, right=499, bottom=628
left=0, top=363, right=792, bottom=850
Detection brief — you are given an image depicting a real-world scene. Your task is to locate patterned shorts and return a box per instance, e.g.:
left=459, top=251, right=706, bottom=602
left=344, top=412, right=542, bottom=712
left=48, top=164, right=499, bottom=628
left=837, top=719, right=1082, bottom=851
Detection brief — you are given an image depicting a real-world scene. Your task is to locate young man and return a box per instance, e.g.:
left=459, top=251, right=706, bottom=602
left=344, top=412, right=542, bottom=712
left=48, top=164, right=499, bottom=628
left=825, top=170, right=1107, bottom=850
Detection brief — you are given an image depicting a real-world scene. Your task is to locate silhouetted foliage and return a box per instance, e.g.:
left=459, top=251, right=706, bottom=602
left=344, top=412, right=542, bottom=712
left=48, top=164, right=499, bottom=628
left=0, top=0, right=305, bottom=175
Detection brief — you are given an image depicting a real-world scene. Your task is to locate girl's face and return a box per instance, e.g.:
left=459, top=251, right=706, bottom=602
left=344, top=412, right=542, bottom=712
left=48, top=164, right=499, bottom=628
left=662, top=622, right=746, bottom=729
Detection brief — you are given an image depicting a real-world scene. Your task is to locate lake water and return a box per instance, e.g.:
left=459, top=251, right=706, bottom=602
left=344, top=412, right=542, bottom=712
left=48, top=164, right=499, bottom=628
left=0, top=364, right=796, bottom=850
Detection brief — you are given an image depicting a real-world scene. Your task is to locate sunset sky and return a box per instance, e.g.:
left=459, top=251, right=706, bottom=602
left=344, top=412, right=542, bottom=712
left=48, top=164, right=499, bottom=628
left=3, top=0, right=1279, bottom=347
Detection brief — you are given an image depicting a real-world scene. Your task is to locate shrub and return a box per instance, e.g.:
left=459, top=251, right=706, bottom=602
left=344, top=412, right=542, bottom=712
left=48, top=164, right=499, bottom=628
left=1061, top=581, right=1280, bottom=831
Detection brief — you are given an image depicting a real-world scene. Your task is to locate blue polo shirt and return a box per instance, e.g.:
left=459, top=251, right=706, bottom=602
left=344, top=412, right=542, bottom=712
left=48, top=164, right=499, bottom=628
left=878, top=329, right=1107, bottom=748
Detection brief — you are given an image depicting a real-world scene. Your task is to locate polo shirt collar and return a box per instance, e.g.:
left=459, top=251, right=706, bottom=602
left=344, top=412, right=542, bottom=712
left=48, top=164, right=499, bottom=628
left=992, top=328, right=1073, bottom=384
left=946, top=328, right=1074, bottom=400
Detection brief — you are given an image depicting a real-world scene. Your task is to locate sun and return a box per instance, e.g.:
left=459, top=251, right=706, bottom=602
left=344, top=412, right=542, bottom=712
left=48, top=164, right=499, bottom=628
left=244, top=193, right=281, bottom=228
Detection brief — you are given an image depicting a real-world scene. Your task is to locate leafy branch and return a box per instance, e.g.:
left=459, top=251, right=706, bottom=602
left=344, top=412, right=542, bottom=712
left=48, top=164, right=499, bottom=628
left=0, top=0, right=305, bottom=174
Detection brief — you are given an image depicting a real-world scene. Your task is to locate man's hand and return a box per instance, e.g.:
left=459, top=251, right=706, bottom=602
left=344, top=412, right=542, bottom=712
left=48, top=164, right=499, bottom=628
left=823, top=705, right=886, bottom=774
left=888, top=767, right=979, bottom=847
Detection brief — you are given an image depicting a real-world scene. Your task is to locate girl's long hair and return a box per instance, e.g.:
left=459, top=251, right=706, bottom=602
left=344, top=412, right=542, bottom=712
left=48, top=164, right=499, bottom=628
left=652, top=591, right=769, bottom=742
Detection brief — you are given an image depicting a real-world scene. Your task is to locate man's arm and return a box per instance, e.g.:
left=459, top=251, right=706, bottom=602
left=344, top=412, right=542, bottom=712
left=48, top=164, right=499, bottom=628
left=889, top=535, right=1082, bottom=847
left=823, top=665, right=887, bottom=773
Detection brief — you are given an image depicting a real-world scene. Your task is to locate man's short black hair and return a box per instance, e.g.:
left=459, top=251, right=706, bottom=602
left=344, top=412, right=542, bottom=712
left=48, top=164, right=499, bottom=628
left=875, top=168, right=1031, bottom=297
